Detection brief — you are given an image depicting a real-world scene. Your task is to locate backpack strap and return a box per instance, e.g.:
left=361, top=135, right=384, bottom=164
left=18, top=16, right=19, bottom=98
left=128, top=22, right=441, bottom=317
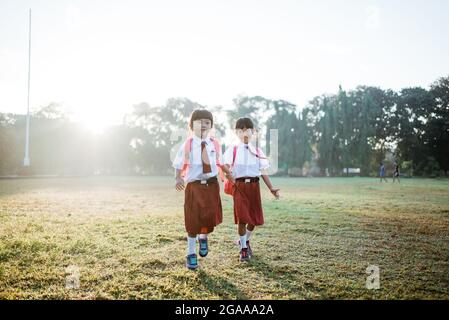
left=211, top=137, right=222, bottom=166
left=181, top=136, right=225, bottom=182
left=231, top=145, right=237, bottom=167
left=181, top=137, right=193, bottom=178
left=247, top=145, right=267, bottom=159
left=211, top=137, right=225, bottom=182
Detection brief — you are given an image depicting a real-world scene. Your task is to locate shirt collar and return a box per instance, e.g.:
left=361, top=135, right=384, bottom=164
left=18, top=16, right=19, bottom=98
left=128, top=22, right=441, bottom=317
left=238, top=141, right=256, bottom=151
left=192, top=135, right=210, bottom=144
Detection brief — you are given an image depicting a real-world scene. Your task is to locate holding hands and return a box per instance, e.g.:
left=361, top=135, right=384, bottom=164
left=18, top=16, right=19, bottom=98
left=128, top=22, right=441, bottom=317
left=225, top=172, right=235, bottom=184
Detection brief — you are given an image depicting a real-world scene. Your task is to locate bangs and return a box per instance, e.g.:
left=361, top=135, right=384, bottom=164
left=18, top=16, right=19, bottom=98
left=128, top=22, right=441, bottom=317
left=235, top=117, right=255, bottom=130
left=189, top=109, right=213, bottom=129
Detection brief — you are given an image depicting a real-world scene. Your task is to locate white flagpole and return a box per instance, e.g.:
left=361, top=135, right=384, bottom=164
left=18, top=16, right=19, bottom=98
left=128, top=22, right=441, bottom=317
left=24, top=8, right=31, bottom=167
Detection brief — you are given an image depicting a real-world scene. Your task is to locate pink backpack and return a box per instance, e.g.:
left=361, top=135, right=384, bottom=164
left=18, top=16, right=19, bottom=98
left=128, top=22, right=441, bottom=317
left=180, top=137, right=224, bottom=182
left=224, top=145, right=265, bottom=196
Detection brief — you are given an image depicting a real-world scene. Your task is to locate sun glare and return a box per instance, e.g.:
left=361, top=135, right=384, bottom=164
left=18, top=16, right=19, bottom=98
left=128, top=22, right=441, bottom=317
left=72, top=110, right=108, bottom=134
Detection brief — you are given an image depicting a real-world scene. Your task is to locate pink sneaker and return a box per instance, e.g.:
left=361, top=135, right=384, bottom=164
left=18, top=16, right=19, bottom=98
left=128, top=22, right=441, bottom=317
left=240, top=247, right=250, bottom=262
left=237, top=240, right=253, bottom=257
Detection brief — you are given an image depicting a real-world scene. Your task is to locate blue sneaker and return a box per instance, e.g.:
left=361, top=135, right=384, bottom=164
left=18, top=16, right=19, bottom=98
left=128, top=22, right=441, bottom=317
left=198, top=238, right=208, bottom=257
left=186, top=254, right=198, bottom=270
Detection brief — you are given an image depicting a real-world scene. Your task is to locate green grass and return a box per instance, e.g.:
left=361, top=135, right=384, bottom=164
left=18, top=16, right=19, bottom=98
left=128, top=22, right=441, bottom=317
left=0, top=176, right=448, bottom=299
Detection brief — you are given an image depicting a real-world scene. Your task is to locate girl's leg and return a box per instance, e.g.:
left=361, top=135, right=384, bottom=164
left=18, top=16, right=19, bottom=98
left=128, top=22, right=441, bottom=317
left=187, top=233, right=197, bottom=255
left=198, top=228, right=209, bottom=258
left=238, top=224, right=246, bottom=236
left=238, top=224, right=247, bottom=249
left=245, top=225, right=255, bottom=257
left=246, top=224, right=255, bottom=240
left=199, top=227, right=211, bottom=238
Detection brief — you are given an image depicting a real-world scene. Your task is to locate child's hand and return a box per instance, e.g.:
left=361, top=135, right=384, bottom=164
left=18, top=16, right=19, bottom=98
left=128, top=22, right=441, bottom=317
left=175, top=178, right=185, bottom=191
left=270, top=187, right=280, bottom=199
left=225, top=173, right=235, bottom=184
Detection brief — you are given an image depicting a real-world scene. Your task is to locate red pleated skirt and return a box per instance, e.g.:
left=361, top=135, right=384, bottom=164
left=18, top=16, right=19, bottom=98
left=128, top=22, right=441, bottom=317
left=184, top=181, right=223, bottom=234
left=233, top=180, right=264, bottom=226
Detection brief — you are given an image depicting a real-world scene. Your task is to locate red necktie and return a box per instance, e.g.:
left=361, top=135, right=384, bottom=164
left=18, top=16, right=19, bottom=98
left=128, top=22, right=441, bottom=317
left=201, top=141, right=212, bottom=173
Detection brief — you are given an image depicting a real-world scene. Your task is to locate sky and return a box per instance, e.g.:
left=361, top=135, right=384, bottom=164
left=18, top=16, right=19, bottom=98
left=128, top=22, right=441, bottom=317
left=1, top=0, right=449, bottom=132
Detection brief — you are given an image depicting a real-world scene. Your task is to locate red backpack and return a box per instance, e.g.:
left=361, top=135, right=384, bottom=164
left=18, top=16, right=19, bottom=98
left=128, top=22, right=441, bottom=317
left=224, top=145, right=266, bottom=196
left=224, top=146, right=237, bottom=195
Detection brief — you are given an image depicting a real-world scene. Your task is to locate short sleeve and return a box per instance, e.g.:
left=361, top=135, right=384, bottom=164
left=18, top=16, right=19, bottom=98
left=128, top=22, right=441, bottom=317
left=209, top=138, right=223, bottom=166
left=258, top=148, right=270, bottom=170
left=223, top=146, right=234, bottom=166
left=172, top=142, right=186, bottom=170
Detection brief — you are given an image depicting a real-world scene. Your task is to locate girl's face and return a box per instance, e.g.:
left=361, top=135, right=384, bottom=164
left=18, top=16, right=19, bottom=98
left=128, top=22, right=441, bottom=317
left=236, top=127, right=255, bottom=144
left=192, top=119, right=212, bottom=138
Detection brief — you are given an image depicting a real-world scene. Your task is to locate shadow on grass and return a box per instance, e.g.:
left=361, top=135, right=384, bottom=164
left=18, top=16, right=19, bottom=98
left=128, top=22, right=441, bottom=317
left=244, top=256, right=305, bottom=298
left=196, top=269, right=249, bottom=299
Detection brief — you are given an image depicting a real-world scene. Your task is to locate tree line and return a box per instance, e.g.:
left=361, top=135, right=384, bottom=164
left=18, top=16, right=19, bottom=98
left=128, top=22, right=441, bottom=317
left=1, top=75, right=448, bottom=177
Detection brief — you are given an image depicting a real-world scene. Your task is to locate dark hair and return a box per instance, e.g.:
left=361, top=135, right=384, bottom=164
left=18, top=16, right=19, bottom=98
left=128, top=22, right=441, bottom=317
left=235, top=117, right=254, bottom=130
left=189, top=109, right=213, bottom=129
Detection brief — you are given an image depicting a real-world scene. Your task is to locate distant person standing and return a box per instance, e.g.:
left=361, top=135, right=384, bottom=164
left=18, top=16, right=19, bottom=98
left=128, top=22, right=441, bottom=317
left=379, top=163, right=387, bottom=183
left=392, top=162, right=400, bottom=183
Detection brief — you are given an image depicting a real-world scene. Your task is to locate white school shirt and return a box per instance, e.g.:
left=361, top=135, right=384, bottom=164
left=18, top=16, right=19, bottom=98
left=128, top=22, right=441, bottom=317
left=172, top=135, right=222, bottom=183
left=223, top=142, right=270, bottom=178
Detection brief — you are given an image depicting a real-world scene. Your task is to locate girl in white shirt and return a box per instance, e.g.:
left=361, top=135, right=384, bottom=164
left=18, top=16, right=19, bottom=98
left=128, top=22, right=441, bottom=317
left=223, top=117, right=280, bottom=262
left=173, top=109, right=233, bottom=270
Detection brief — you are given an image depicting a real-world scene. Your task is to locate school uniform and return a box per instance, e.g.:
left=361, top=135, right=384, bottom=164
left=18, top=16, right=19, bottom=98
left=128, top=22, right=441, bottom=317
left=173, top=135, right=223, bottom=235
left=223, top=142, right=270, bottom=226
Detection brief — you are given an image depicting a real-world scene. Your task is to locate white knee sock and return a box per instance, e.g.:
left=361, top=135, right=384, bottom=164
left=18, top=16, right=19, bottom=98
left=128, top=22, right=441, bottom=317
left=246, top=230, right=253, bottom=241
left=240, top=235, right=247, bottom=249
left=188, top=236, right=196, bottom=255
left=198, top=234, right=208, bottom=240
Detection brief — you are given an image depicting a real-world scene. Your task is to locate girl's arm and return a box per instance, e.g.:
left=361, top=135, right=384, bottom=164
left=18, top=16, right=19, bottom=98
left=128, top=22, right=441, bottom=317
left=261, top=173, right=280, bottom=199
left=175, top=169, right=185, bottom=191
left=222, top=164, right=235, bottom=183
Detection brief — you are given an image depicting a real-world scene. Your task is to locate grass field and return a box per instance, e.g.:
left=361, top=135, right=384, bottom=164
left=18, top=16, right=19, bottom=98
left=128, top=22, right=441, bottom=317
left=0, top=176, right=448, bottom=299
